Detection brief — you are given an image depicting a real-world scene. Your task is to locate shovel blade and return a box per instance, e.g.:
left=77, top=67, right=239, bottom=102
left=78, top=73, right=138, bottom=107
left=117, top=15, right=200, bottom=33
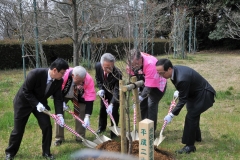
left=93, top=135, right=111, bottom=144
left=130, top=131, right=139, bottom=141
left=154, top=134, right=166, bottom=146
left=126, top=131, right=139, bottom=141
left=108, top=126, right=121, bottom=136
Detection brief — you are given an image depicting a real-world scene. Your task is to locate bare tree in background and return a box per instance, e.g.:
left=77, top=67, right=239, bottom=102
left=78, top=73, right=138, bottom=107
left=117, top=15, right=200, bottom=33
left=0, top=0, right=18, bottom=39
left=169, top=6, right=187, bottom=58
left=46, top=0, right=128, bottom=66
left=224, top=3, right=240, bottom=40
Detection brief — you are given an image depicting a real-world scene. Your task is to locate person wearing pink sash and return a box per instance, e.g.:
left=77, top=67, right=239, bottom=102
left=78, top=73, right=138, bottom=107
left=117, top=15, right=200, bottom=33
left=54, top=66, right=96, bottom=146
left=128, top=49, right=167, bottom=134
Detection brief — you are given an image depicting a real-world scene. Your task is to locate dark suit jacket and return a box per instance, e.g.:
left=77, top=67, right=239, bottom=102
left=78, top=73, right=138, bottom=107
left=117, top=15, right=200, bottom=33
left=95, top=62, right=122, bottom=104
left=13, top=68, right=63, bottom=118
left=171, top=65, right=216, bottom=116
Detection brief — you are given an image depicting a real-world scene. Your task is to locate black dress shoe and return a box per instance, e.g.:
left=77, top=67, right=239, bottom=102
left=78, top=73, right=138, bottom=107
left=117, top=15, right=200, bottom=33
left=42, top=153, right=55, bottom=160
left=54, top=140, right=62, bottom=146
left=176, top=145, right=196, bottom=154
left=5, top=154, right=14, bottom=160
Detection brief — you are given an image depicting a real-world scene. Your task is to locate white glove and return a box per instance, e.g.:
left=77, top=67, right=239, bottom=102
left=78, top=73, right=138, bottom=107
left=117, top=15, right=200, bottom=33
left=57, top=114, right=65, bottom=127
left=174, top=90, right=179, bottom=98
left=82, top=114, right=90, bottom=128
left=164, top=113, right=175, bottom=124
left=97, top=89, right=105, bottom=97
left=106, top=103, right=113, bottom=114
left=139, top=95, right=143, bottom=102
left=36, top=102, right=45, bottom=112
left=63, top=102, right=69, bottom=111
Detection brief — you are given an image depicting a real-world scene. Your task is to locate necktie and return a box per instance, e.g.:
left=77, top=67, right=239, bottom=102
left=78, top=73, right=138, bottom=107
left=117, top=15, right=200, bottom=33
left=104, top=72, right=107, bottom=81
left=45, top=79, right=53, bottom=95
left=73, top=85, right=80, bottom=115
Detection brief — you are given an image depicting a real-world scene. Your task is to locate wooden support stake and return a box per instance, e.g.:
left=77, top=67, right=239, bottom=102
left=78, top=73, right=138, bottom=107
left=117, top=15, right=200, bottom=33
left=122, top=80, right=144, bottom=92
left=119, top=80, right=127, bottom=154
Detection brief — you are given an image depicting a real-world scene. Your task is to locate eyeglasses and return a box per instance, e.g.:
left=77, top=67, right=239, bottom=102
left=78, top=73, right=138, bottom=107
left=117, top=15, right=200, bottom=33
left=58, top=71, right=66, bottom=75
left=102, top=67, right=113, bottom=73
left=102, top=62, right=114, bottom=73
left=158, top=71, right=166, bottom=76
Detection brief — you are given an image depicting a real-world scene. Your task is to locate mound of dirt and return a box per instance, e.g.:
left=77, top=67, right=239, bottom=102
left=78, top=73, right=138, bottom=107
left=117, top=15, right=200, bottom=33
left=95, top=140, right=175, bottom=160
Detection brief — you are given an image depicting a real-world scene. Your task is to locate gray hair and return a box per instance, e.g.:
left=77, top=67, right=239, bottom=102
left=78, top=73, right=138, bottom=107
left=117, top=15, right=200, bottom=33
left=129, top=49, right=141, bottom=60
left=72, top=66, right=87, bottom=78
left=100, top=53, right=115, bottom=65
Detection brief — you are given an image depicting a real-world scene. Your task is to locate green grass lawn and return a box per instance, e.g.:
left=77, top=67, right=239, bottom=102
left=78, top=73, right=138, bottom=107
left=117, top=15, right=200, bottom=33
left=1, top=51, right=240, bottom=160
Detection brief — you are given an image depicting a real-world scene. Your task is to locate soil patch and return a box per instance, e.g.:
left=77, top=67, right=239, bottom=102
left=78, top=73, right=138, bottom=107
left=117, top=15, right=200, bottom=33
left=95, top=140, right=175, bottom=160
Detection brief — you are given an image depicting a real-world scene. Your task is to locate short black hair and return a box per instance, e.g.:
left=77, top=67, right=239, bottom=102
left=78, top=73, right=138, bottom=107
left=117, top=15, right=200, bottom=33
left=156, top=58, right=173, bottom=71
left=49, top=58, right=69, bottom=72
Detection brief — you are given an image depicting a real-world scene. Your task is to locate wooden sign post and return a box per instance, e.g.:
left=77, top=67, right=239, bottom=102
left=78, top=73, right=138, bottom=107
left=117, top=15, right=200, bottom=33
left=139, top=119, right=154, bottom=160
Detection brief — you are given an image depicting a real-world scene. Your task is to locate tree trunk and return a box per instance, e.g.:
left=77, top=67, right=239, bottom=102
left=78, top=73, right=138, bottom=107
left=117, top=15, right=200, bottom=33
left=72, top=0, right=79, bottom=66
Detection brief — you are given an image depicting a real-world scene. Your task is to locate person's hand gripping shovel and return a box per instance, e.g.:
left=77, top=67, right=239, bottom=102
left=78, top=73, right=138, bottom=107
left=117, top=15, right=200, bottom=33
left=97, top=90, right=120, bottom=136
left=154, top=91, right=179, bottom=146
left=42, top=109, right=97, bottom=148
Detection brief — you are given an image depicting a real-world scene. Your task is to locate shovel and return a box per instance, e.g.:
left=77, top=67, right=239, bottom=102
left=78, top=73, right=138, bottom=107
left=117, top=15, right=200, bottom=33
left=154, top=94, right=179, bottom=146
left=42, top=109, right=98, bottom=148
left=130, top=104, right=139, bottom=140
left=131, top=104, right=139, bottom=140
left=67, top=110, right=111, bottom=144
left=99, top=95, right=121, bottom=136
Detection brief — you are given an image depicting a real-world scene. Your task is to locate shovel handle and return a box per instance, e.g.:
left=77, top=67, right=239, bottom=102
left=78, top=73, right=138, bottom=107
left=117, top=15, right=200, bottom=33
left=168, top=101, right=176, bottom=114
left=161, top=99, right=177, bottom=131
left=133, top=104, right=136, bottom=125
left=167, top=96, right=178, bottom=114
left=99, top=95, right=109, bottom=109
left=161, top=120, right=168, bottom=131
left=44, top=109, right=97, bottom=148
left=99, top=95, right=119, bottom=135
left=160, top=96, right=178, bottom=132
left=42, top=109, right=85, bottom=141
left=67, top=111, right=106, bottom=143
left=67, top=111, right=98, bottom=136
left=99, top=95, right=117, bottom=125
left=108, top=113, right=117, bottom=126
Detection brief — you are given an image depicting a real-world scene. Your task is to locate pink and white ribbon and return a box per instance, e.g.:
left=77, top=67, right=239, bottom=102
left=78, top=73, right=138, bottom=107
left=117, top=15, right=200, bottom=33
left=161, top=100, right=176, bottom=130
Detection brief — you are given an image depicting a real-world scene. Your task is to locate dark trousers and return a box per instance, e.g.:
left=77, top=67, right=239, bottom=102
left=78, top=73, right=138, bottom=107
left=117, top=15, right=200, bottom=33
left=5, top=108, right=52, bottom=156
left=182, top=113, right=201, bottom=145
left=98, top=92, right=119, bottom=137
left=140, top=87, right=166, bottom=131
left=182, top=91, right=214, bottom=145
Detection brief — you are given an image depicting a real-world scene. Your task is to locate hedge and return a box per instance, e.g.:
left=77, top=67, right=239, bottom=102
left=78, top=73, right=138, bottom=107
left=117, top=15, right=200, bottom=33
left=0, top=38, right=169, bottom=69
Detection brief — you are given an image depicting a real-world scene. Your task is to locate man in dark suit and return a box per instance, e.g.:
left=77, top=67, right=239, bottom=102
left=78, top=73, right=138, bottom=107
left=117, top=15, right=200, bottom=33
left=156, top=59, right=216, bottom=154
left=95, top=53, right=122, bottom=138
left=5, top=58, right=69, bottom=160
